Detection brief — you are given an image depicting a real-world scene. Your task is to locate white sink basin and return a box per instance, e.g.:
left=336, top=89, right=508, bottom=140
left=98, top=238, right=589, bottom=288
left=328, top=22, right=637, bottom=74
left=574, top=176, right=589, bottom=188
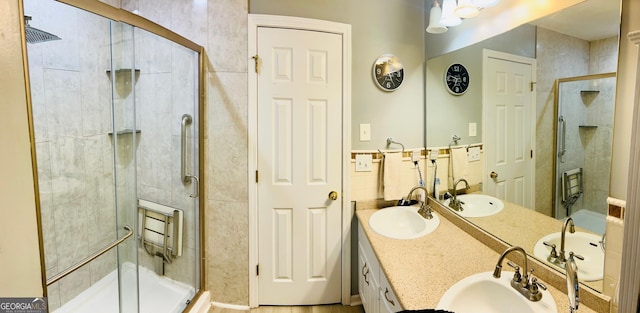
left=437, top=272, right=558, bottom=313
left=368, top=206, right=440, bottom=240
left=443, top=194, right=504, bottom=217
left=533, top=231, right=604, bottom=281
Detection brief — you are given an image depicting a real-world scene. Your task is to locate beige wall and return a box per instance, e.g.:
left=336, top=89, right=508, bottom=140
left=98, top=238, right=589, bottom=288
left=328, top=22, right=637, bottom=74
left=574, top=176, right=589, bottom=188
left=0, top=0, right=44, bottom=297
left=611, top=0, right=640, bottom=200
left=250, top=0, right=426, bottom=151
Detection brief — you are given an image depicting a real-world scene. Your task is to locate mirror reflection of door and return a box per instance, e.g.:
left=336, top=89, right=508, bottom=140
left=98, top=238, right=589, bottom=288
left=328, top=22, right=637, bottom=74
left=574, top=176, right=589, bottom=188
left=483, top=50, right=535, bottom=209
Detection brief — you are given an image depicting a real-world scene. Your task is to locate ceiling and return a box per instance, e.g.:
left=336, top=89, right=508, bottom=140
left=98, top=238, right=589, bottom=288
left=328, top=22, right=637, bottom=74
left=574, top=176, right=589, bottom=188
left=530, top=0, right=621, bottom=41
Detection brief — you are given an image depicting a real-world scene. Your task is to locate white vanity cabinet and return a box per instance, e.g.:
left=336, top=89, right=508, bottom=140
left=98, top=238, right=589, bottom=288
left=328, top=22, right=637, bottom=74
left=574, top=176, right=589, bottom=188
left=358, top=223, right=403, bottom=313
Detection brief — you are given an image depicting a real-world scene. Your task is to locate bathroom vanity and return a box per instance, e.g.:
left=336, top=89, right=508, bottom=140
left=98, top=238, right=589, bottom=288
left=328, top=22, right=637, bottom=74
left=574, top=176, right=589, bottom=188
left=355, top=201, right=608, bottom=312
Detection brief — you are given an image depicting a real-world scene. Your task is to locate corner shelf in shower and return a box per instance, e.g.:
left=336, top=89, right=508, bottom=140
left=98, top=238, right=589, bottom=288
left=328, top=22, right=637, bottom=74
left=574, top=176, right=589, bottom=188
left=578, top=125, right=598, bottom=129
left=108, top=128, right=141, bottom=136
left=580, top=90, right=600, bottom=96
left=105, top=68, right=141, bottom=78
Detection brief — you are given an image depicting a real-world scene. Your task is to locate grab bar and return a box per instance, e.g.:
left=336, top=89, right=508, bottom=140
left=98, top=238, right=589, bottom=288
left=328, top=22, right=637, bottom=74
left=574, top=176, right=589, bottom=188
left=46, top=225, right=133, bottom=286
left=558, top=116, right=566, bottom=163
left=181, top=114, right=193, bottom=183
left=181, top=114, right=199, bottom=198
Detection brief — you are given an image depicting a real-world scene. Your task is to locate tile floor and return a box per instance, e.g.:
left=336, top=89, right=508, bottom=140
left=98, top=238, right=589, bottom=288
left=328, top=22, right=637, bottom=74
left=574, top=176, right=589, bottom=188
left=210, top=304, right=365, bottom=313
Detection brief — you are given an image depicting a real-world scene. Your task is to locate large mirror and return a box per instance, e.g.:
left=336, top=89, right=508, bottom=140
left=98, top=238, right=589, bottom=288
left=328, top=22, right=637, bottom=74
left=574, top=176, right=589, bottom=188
left=425, top=0, right=621, bottom=294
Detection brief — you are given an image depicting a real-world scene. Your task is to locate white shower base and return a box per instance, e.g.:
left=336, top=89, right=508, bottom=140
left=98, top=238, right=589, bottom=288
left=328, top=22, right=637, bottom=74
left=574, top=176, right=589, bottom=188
left=571, top=209, right=606, bottom=235
left=54, top=262, right=195, bottom=313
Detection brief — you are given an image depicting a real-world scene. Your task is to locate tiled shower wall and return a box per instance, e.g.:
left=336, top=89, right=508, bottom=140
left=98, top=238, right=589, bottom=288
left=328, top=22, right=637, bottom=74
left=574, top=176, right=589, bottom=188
left=111, top=0, right=251, bottom=304
left=534, top=27, right=618, bottom=217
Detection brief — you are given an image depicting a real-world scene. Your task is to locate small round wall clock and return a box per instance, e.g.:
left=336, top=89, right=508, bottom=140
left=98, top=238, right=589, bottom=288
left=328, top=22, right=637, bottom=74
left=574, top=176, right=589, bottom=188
left=445, top=63, right=470, bottom=95
left=372, top=54, right=404, bottom=91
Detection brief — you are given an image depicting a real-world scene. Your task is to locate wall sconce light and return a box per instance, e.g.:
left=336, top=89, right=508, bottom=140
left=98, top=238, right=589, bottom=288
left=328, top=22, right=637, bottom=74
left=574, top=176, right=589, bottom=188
left=440, top=0, right=462, bottom=27
left=454, top=0, right=480, bottom=18
left=473, top=0, right=499, bottom=8
left=427, top=0, right=499, bottom=34
left=426, top=0, right=448, bottom=34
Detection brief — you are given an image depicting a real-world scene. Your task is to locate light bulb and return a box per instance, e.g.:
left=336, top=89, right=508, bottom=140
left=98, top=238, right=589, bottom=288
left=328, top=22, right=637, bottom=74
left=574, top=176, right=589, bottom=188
left=455, top=0, right=479, bottom=18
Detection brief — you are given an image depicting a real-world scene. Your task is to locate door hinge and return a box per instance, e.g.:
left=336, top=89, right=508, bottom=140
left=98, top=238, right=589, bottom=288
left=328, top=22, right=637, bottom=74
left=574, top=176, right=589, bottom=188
left=251, top=55, right=260, bottom=74
left=530, top=81, right=536, bottom=92
left=531, top=150, right=533, bottom=158
left=256, top=264, right=260, bottom=276
left=255, top=170, right=259, bottom=183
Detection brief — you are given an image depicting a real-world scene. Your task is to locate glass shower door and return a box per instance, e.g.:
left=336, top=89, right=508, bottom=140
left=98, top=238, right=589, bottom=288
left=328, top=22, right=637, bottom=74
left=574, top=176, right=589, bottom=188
left=26, top=1, right=201, bottom=311
left=132, top=27, right=200, bottom=312
left=109, top=20, right=140, bottom=313
left=554, top=74, right=617, bottom=234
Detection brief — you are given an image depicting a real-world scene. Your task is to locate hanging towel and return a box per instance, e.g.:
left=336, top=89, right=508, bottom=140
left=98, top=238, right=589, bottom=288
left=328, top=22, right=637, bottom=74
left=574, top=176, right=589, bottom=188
left=447, top=147, right=469, bottom=190
left=383, top=152, right=403, bottom=200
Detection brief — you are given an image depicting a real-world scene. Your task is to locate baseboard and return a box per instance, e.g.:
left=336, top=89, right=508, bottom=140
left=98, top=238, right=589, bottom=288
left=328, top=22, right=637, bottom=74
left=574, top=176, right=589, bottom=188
left=350, top=295, right=362, bottom=306
left=211, top=302, right=251, bottom=311
left=188, top=291, right=211, bottom=313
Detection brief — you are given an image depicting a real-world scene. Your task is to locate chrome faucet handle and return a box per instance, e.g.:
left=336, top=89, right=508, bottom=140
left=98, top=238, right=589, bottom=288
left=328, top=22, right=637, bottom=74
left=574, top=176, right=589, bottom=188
left=530, top=277, right=547, bottom=291
left=572, top=254, right=585, bottom=261
left=507, top=261, right=522, bottom=283
left=542, top=241, right=559, bottom=262
left=417, top=205, right=434, bottom=220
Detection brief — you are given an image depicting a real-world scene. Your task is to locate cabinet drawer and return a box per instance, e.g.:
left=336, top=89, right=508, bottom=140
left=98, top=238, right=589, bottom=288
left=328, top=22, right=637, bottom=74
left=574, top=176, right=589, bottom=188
left=379, top=269, right=403, bottom=313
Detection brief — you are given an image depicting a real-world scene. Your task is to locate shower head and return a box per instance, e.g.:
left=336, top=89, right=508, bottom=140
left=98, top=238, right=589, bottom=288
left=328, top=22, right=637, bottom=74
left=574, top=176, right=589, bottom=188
left=24, top=16, right=61, bottom=44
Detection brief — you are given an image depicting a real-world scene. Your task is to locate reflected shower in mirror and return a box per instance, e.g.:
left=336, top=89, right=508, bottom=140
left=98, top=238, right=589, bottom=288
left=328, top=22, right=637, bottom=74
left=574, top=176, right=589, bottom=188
left=425, top=0, right=621, bottom=294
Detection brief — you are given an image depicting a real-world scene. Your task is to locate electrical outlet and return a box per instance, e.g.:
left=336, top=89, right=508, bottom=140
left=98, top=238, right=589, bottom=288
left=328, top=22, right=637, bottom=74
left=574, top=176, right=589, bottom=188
left=429, top=149, right=439, bottom=161
left=411, top=150, right=420, bottom=162
left=468, top=146, right=481, bottom=161
left=355, top=154, right=372, bottom=172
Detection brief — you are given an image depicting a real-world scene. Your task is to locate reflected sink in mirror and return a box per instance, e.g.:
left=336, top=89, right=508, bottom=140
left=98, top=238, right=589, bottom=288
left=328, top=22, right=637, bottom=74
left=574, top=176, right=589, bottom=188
left=368, top=206, right=440, bottom=240
left=533, top=232, right=604, bottom=281
left=443, top=194, right=504, bottom=217
left=437, top=272, right=557, bottom=313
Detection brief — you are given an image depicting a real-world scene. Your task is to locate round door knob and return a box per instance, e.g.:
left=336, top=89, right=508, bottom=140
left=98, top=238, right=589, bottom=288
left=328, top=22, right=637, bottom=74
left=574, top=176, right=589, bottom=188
left=490, top=171, right=499, bottom=179
left=328, top=191, right=338, bottom=201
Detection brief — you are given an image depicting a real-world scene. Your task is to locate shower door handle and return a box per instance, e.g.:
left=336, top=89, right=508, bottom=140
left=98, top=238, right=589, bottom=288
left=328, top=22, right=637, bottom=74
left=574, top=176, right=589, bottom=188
left=181, top=114, right=199, bottom=198
left=47, top=225, right=133, bottom=286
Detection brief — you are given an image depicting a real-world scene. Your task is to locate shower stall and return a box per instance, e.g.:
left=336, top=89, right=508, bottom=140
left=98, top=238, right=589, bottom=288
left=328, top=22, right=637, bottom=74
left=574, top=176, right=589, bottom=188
left=554, top=73, right=616, bottom=234
left=23, top=0, right=203, bottom=312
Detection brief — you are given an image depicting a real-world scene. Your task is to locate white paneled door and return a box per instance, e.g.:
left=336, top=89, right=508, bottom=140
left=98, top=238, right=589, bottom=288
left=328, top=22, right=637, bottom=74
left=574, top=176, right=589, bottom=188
left=484, top=51, right=535, bottom=210
left=257, top=27, right=343, bottom=305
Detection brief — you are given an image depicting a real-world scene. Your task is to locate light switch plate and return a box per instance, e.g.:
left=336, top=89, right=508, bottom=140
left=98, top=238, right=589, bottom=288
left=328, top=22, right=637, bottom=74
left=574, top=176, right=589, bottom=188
left=359, top=124, right=371, bottom=141
left=469, top=122, right=477, bottom=137
left=355, top=154, right=372, bottom=172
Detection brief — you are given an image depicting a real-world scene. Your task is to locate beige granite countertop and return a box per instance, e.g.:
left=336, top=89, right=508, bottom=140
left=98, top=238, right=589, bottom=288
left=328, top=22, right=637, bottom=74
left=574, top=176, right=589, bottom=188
left=355, top=207, right=601, bottom=313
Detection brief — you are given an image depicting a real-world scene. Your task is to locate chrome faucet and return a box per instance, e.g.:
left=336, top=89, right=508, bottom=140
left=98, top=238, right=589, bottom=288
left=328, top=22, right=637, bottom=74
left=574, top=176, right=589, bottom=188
left=559, top=217, right=576, bottom=264
left=404, top=186, right=433, bottom=219
left=448, top=178, right=470, bottom=211
left=566, top=252, right=581, bottom=313
left=493, top=246, right=547, bottom=302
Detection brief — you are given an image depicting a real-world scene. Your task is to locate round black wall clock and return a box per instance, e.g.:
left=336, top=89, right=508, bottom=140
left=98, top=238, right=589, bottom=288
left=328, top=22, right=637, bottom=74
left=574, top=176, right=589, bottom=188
left=373, top=54, right=404, bottom=91
left=445, top=63, right=470, bottom=95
